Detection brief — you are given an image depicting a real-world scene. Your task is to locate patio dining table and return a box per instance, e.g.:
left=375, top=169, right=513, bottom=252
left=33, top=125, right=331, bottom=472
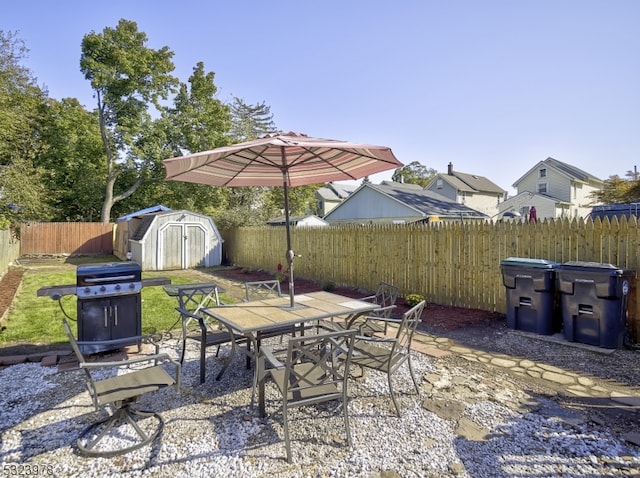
left=202, top=290, right=380, bottom=415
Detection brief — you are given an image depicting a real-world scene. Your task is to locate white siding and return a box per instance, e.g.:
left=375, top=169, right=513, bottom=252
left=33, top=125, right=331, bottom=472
left=426, top=180, right=457, bottom=201
left=325, top=187, right=422, bottom=224
left=463, top=193, right=501, bottom=217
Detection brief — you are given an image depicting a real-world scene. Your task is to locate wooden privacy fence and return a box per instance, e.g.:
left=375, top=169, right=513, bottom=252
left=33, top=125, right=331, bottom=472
left=20, top=222, right=114, bottom=255
left=0, top=229, right=20, bottom=276
left=222, top=217, right=640, bottom=340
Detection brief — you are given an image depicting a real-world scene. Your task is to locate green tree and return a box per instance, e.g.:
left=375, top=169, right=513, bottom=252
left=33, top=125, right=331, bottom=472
left=229, top=97, right=276, bottom=142
left=142, top=61, right=233, bottom=216
left=0, top=30, right=52, bottom=226
left=37, top=98, right=105, bottom=221
left=80, top=19, right=179, bottom=223
left=591, top=171, right=640, bottom=204
left=391, top=161, right=437, bottom=187
left=202, top=98, right=281, bottom=228
left=262, top=184, right=321, bottom=220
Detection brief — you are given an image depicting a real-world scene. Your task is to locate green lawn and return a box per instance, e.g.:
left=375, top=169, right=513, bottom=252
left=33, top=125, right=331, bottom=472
left=1, top=267, right=235, bottom=347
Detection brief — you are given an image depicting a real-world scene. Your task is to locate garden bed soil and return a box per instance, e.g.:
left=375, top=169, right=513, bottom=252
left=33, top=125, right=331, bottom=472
left=210, top=266, right=504, bottom=332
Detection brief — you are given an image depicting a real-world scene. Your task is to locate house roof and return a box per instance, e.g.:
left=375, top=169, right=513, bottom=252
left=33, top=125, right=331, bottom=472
left=315, top=182, right=355, bottom=201
left=499, top=191, right=567, bottom=209
left=365, top=181, right=488, bottom=219
left=267, top=214, right=328, bottom=226
left=513, top=157, right=603, bottom=187
left=426, top=167, right=506, bottom=194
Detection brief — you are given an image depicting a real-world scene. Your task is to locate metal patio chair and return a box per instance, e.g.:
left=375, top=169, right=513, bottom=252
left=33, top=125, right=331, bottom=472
left=174, top=284, right=222, bottom=361
left=174, top=284, right=248, bottom=383
left=255, top=328, right=357, bottom=463
left=346, top=300, right=425, bottom=416
left=62, top=318, right=181, bottom=457
left=243, top=280, right=300, bottom=348
left=326, top=281, right=399, bottom=336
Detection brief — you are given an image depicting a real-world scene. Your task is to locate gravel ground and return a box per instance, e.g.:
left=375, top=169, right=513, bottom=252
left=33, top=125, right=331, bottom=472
left=1, top=332, right=639, bottom=477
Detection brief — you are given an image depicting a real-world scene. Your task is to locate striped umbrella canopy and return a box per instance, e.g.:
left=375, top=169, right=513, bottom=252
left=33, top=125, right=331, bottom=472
left=163, top=131, right=403, bottom=306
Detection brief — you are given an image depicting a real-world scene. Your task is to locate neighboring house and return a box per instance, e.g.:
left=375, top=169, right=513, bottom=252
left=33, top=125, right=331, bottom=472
left=497, top=191, right=567, bottom=222
left=267, top=214, right=329, bottom=227
left=315, top=182, right=355, bottom=216
left=425, top=162, right=507, bottom=218
left=323, top=181, right=488, bottom=225
left=499, top=157, right=604, bottom=220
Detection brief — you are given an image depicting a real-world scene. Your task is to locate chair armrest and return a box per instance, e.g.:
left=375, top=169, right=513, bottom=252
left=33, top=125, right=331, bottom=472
left=346, top=307, right=398, bottom=328
left=260, top=346, right=285, bottom=369
left=79, top=352, right=177, bottom=369
left=75, top=335, right=154, bottom=348
left=354, top=335, right=397, bottom=344
left=366, top=305, right=397, bottom=317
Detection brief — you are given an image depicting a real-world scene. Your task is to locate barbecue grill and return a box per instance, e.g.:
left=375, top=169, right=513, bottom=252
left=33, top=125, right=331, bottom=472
left=76, top=262, right=143, bottom=353
left=38, top=262, right=170, bottom=354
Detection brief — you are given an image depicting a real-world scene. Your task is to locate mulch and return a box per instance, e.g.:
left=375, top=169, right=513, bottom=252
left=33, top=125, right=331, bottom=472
left=0, top=267, right=25, bottom=323
left=211, top=267, right=503, bottom=331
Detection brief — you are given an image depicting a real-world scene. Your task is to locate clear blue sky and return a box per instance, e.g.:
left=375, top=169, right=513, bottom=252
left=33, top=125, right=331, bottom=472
left=5, top=0, right=640, bottom=194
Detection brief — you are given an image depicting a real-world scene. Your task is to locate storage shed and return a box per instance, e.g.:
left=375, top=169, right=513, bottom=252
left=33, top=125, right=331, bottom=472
left=125, top=209, right=223, bottom=271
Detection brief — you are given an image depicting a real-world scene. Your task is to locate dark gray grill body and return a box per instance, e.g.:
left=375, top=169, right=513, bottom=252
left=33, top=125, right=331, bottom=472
left=76, top=262, right=143, bottom=353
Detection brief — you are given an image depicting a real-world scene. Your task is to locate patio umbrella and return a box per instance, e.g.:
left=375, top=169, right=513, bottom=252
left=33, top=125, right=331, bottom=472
left=162, top=131, right=403, bottom=307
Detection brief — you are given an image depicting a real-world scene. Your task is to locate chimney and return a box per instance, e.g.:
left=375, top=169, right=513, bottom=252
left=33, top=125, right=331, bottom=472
left=447, top=162, right=453, bottom=175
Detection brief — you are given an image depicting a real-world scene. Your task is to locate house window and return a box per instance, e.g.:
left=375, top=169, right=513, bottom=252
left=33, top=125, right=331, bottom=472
left=436, top=179, right=443, bottom=189
left=539, top=168, right=547, bottom=179
left=537, top=182, right=548, bottom=194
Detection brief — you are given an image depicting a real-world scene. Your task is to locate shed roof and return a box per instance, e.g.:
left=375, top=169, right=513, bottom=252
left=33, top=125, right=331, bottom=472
left=117, top=205, right=171, bottom=222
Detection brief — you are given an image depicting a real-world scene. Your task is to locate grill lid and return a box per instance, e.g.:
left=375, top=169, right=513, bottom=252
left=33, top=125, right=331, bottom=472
left=76, top=262, right=142, bottom=298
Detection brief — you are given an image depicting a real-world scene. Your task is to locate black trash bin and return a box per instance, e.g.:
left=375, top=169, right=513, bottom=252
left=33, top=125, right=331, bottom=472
left=557, top=261, right=634, bottom=349
left=500, top=257, right=560, bottom=335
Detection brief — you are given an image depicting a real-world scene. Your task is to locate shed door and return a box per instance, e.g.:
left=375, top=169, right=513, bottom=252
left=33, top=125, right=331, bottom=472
left=159, top=222, right=208, bottom=270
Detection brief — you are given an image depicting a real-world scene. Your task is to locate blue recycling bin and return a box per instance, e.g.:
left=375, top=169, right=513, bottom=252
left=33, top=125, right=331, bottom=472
left=500, top=257, right=560, bottom=335
left=557, top=261, right=634, bottom=349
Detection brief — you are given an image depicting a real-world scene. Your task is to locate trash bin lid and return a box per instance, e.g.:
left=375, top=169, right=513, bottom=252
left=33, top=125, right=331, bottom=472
left=558, top=261, right=628, bottom=275
left=500, top=257, right=558, bottom=269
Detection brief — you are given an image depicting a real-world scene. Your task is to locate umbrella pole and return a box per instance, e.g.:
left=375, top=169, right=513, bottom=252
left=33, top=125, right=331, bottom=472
left=282, top=166, right=295, bottom=307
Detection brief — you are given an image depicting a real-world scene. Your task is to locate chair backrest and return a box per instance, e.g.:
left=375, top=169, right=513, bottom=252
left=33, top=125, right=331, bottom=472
left=374, top=282, right=399, bottom=309
left=283, top=329, right=357, bottom=406
left=177, top=284, right=221, bottom=313
left=394, top=300, right=426, bottom=356
left=63, top=318, right=89, bottom=368
left=62, top=318, right=101, bottom=408
left=244, top=280, right=282, bottom=302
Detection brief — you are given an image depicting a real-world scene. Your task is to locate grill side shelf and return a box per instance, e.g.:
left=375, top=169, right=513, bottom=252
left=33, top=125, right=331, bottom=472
left=37, top=285, right=76, bottom=298
left=141, top=277, right=171, bottom=287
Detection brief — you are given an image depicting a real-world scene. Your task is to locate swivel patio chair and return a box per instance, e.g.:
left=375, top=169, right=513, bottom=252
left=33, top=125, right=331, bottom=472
left=346, top=300, right=425, bottom=416
left=254, top=328, right=357, bottom=463
left=62, top=318, right=181, bottom=457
